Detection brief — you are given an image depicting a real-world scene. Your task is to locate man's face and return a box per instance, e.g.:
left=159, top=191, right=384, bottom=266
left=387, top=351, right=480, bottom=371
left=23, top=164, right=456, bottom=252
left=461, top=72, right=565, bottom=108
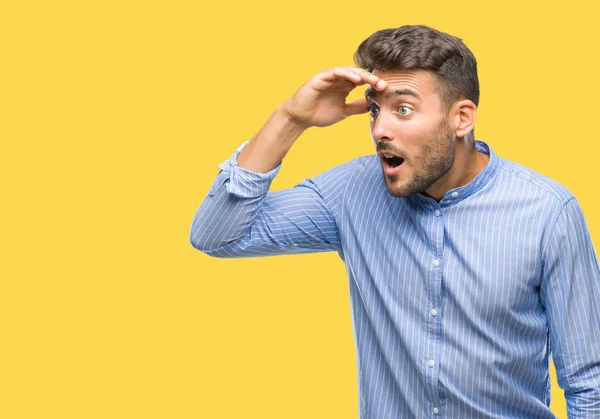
left=366, top=69, right=456, bottom=198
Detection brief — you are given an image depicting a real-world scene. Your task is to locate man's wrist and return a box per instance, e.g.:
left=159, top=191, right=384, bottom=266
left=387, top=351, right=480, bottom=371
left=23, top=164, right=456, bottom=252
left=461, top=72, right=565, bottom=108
left=277, top=103, right=311, bottom=131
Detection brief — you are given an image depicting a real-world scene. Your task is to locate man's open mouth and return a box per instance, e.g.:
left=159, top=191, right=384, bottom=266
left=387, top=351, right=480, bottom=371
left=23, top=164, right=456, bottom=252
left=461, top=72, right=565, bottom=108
left=382, top=155, right=404, bottom=168
left=379, top=152, right=406, bottom=176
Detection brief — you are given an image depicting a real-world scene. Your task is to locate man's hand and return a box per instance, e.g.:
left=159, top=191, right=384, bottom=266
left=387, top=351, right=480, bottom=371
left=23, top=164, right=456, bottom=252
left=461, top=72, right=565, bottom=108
left=236, top=67, right=386, bottom=173
left=281, top=67, right=388, bottom=128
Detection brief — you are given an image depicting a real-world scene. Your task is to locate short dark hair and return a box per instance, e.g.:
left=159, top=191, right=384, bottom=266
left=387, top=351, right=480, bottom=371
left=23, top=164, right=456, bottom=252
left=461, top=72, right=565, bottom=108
left=354, top=25, right=480, bottom=118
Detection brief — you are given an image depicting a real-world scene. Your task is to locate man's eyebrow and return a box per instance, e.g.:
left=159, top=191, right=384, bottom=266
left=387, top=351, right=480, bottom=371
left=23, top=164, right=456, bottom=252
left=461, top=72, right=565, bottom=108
left=365, top=87, right=421, bottom=100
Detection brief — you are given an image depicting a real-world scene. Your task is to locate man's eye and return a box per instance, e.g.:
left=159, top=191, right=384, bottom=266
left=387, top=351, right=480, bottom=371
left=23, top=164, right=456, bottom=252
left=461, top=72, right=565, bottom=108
left=369, top=105, right=379, bottom=117
left=399, top=106, right=413, bottom=115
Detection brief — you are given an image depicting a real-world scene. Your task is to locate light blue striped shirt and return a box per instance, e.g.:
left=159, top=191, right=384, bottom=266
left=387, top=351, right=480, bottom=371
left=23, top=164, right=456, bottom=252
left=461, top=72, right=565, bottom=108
left=190, top=140, right=600, bottom=418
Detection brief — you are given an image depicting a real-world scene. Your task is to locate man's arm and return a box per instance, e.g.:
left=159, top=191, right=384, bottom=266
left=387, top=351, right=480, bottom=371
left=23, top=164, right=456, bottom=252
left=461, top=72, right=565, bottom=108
left=541, top=197, right=600, bottom=418
left=189, top=139, right=357, bottom=257
left=190, top=67, right=386, bottom=257
left=236, top=67, right=387, bottom=174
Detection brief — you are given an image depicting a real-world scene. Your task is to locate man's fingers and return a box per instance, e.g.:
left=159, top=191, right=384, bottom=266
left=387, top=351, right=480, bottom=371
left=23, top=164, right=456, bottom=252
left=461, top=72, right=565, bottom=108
left=345, top=98, right=370, bottom=116
left=320, top=66, right=387, bottom=91
left=346, top=67, right=387, bottom=90
left=320, top=67, right=361, bottom=84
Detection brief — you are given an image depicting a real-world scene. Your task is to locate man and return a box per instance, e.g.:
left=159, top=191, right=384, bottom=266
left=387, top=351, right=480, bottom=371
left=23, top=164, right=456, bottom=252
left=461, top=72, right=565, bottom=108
left=190, top=25, right=600, bottom=418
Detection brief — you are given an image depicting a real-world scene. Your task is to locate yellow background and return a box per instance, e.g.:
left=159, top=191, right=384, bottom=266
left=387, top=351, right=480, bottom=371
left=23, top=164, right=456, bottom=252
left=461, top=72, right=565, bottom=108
left=2, top=0, right=598, bottom=417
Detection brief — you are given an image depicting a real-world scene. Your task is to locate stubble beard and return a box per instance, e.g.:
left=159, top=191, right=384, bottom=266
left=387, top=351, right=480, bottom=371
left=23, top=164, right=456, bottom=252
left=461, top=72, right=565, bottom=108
left=384, top=117, right=456, bottom=198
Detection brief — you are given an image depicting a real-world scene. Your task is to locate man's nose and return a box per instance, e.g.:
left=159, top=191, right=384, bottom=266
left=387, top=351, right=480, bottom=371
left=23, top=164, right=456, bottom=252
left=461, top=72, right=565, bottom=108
left=372, top=113, right=394, bottom=142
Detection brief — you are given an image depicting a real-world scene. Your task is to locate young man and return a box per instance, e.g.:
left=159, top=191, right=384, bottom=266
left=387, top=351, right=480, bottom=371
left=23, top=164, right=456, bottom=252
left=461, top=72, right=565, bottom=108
left=190, top=25, right=600, bottom=418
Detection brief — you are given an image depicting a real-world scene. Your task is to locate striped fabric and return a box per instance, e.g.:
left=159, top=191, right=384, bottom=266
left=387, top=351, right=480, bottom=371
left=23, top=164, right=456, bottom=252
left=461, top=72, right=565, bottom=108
left=190, top=140, right=600, bottom=418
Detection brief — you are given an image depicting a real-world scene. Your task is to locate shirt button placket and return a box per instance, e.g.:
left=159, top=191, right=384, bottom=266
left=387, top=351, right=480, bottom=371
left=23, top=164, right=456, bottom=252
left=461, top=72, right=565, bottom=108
left=430, top=208, right=443, bottom=416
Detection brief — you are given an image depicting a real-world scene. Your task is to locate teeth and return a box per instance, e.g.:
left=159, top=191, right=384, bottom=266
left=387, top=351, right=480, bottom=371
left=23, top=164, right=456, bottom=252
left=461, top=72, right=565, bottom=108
left=383, top=154, right=394, bottom=158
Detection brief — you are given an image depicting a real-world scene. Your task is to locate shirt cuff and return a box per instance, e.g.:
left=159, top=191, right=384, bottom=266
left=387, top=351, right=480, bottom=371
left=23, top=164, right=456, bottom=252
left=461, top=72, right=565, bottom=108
left=216, top=141, right=282, bottom=198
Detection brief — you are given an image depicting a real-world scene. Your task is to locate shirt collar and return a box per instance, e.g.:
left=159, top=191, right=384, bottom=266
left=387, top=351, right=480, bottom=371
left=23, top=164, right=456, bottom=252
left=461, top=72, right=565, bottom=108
left=407, top=140, right=499, bottom=209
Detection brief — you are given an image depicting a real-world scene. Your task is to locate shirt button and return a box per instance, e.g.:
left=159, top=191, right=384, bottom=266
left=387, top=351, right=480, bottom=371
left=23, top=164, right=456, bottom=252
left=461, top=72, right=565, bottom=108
left=430, top=309, right=438, bottom=317
left=432, top=259, right=440, bottom=267
left=428, top=360, right=435, bottom=368
left=434, top=210, right=441, bottom=217
left=433, top=407, right=439, bottom=415
left=451, top=192, right=458, bottom=198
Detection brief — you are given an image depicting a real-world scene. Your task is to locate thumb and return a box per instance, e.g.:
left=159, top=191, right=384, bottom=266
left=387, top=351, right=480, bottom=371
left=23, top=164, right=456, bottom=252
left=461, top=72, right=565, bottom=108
left=345, top=98, right=369, bottom=117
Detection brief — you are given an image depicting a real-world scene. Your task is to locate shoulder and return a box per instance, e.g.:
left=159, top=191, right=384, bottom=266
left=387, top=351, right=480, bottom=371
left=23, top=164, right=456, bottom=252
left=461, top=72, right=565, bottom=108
left=353, top=154, right=382, bottom=172
left=298, top=154, right=382, bottom=206
left=309, top=154, right=380, bottom=187
left=495, top=156, right=574, bottom=206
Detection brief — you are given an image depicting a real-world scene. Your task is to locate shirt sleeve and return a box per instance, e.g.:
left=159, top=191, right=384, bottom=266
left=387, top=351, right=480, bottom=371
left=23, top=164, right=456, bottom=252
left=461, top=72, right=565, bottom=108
left=189, top=141, right=354, bottom=258
left=540, top=197, right=600, bottom=418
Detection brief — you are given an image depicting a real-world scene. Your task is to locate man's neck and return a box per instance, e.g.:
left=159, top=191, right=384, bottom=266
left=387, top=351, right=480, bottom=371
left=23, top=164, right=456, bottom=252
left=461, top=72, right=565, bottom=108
left=424, top=139, right=490, bottom=202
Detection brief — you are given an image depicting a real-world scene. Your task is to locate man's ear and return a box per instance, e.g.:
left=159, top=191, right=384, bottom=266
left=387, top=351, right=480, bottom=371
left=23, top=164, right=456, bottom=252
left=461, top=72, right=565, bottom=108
left=451, top=99, right=476, bottom=138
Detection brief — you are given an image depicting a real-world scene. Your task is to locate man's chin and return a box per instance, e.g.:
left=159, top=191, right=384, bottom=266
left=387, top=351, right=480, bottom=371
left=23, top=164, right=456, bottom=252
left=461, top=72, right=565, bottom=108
left=385, top=187, right=416, bottom=198
left=383, top=175, right=417, bottom=198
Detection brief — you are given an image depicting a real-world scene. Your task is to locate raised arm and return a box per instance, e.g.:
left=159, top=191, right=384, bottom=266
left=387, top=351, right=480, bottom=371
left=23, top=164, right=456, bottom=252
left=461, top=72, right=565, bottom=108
left=190, top=67, right=386, bottom=257
left=236, top=66, right=387, bottom=174
left=189, top=144, right=357, bottom=257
